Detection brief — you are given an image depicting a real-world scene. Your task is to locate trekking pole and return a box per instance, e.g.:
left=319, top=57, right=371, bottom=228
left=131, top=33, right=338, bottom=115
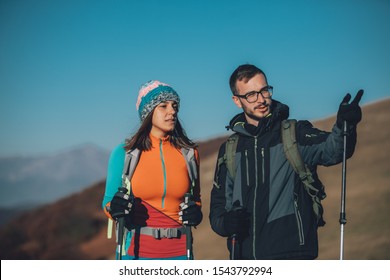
left=184, top=193, right=192, bottom=260
left=230, top=203, right=243, bottom=260
left=231, top=234, right=237, bottom=260
left=339, top=120, right=348, bottom=260
left=117, top=217, right=125, bottom=260
left=116, top=187, right=128, bottom=260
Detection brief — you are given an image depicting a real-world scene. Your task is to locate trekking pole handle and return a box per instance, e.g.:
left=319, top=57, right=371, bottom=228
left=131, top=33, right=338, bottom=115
left=117, top=217, right=125, bottom=260
left=184, top=193, right=193, bottom=260
left=116, top=186, right=128, bottom=260
left=231, top=234, right=237, bottom=260
left=230, top=204, right=243, bottom=260
left=118, top=187, right=128, bottom=194
left=184, top=193, right=192, bottom=204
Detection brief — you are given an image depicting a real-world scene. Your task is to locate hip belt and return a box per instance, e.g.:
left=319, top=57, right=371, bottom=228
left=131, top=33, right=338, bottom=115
left=131, top=226, right=188, bottom=239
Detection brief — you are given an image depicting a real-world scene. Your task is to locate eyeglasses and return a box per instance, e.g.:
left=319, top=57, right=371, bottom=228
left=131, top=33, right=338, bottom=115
left=234, top=85, right=273, bottom=103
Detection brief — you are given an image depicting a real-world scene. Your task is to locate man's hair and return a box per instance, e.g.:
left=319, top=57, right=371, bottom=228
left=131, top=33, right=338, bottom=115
left=229, top=64, right=268, bottom=95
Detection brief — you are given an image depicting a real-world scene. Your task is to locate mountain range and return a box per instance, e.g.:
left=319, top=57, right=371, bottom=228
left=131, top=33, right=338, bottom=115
left=0, top=98, right=389, bottom=259
left=0, top=143, right=110, bottom=224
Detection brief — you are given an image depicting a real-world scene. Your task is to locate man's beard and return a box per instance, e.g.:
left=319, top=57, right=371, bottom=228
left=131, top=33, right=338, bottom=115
left=244, top=102, right=271, bottom=123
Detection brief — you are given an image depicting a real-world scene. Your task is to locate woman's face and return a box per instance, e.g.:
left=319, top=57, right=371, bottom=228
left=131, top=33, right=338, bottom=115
left=150, top=100, right=178, bottom=138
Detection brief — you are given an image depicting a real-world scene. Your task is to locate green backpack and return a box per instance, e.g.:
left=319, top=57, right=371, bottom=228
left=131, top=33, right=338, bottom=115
left=216, top=119, right=326, bottom=226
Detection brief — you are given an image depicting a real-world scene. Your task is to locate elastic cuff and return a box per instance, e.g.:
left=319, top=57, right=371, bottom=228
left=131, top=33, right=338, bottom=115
left=103, top=202, right=114, bottom=220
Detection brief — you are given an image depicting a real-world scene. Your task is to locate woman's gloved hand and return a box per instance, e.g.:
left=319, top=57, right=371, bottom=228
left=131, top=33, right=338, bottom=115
left=179, top=199, right=203, bottom=226
left=107, top=187, right=134, bottom=220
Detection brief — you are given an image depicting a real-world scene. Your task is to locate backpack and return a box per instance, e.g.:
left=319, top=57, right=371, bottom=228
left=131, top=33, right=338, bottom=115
left=107, top=147, right=198, bottom=241
left=216, top=119, right=326, bottom=226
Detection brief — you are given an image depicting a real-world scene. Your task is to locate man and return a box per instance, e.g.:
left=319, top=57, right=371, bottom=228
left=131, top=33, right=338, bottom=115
left=209, top=64, right=363, bottom=260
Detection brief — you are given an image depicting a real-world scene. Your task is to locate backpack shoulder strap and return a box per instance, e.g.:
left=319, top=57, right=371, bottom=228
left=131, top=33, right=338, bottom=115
left=122, top=148, right=141, bottom=195
left=213, top=133, right=239, bottom=189
left=213, top=133, right=242, bottom=209
left=281, top=119, right=316, bottom=186
left=281, top=119, right=306, bottom=176
left=281, top=119, right=325, bottom=225
left=181, top=147, right=198, bottom=195
left=107, top=148, right=140, bottom=241
left=225, top=133, right=239, bottom=178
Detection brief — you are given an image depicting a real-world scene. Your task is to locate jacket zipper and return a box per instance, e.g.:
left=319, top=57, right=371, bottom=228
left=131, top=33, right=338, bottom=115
left=294, top=199, right=305, bottom=245
left=245, top=150, right=249, bottom=185
left=253, top=146, right=266, bottom=259
left=159, top=139, right=167, bottom=208
left=261, top=148, right=265, bottom=185
left=252, top=137, right=259, bottom=260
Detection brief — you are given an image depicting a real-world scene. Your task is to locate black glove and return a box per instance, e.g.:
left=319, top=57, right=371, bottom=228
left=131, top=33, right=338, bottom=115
left=223, top=207, right=250, bottom=237
left=336, top=90, right=364, bottom=129
left=108, top=188, right=134, bottom=220
left=179, top=199, right=203, bottom=226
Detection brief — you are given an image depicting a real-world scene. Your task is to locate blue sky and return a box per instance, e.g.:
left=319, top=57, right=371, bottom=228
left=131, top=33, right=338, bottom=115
left=1, top=0, right=389, bottom=157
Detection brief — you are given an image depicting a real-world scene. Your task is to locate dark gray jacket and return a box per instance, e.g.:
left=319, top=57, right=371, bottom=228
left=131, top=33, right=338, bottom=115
left=209, top=100, right=357, bottom=259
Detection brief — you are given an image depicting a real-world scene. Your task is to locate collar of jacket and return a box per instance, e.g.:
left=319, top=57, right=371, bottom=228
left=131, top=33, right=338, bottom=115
left=149, top=133, right=170, bottom=146
left=226, top=99, right=290, bottom=136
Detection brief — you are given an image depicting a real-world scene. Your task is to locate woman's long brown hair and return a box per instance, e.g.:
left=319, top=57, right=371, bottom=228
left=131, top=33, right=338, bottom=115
left=124, top=109, right=197, bottom=152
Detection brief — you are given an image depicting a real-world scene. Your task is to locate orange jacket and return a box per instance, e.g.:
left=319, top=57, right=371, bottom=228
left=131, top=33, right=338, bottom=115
left=103, top=134, right=200, bottom=258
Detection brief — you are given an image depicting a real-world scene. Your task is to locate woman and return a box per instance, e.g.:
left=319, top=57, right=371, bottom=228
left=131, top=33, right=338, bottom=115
left=102, top=80, right=202, bottom=260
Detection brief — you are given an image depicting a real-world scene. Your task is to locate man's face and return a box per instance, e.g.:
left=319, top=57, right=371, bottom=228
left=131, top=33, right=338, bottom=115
left=232, top=73, right=272, bottom=126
